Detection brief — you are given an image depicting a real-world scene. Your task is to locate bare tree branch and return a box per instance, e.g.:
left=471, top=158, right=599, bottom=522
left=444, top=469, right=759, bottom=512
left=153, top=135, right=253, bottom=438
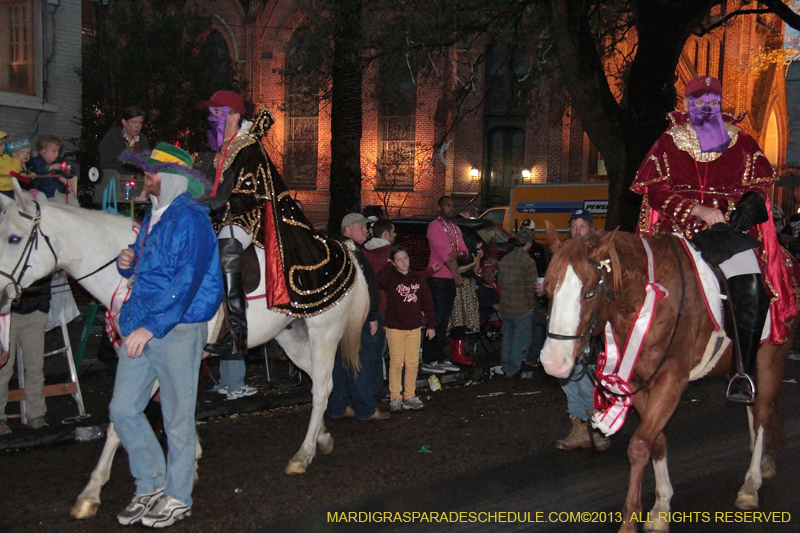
left=697, top=8, right=771, bottom=35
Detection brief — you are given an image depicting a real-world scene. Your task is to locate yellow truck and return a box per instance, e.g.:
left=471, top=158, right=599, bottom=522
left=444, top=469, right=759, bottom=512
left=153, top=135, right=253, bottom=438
left=479, top=182, right=608, bottom=241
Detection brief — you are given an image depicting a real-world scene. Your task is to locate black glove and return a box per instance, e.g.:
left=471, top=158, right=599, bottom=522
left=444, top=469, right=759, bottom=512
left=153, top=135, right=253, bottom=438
left=729, top=191, right=768, bottom=233
left=201, top=195, right=227, bottom=213
left=691, top=223, right=761, bottom=266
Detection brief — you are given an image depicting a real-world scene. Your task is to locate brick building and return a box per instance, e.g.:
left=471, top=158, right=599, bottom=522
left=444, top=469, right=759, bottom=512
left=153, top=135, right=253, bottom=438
left=198, top=0, right=788, bottom=223
left=1, top=0, right=82, bottom=152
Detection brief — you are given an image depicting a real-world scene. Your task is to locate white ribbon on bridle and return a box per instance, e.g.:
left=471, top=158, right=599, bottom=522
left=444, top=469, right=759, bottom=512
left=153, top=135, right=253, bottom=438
left=593, top=238, right=669, bottom=436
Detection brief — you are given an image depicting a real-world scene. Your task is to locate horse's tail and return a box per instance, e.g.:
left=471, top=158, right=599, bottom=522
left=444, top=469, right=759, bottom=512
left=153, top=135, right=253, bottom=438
left=340, top=256, right=369, bottom=373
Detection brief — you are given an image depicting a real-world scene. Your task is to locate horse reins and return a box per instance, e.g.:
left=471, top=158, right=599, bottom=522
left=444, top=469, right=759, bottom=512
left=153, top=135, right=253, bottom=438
left=0, top=201, right=119, bottom=300
left=0, top=202, right=58, bottom=299
left=546, top=256, right=614, bottom=366
left=548, top=236, right=687, bottom=399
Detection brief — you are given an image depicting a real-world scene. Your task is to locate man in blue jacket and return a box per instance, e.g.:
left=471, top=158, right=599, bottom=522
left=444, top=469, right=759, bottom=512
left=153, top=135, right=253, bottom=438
left=109, top=143, right=223, bottom=528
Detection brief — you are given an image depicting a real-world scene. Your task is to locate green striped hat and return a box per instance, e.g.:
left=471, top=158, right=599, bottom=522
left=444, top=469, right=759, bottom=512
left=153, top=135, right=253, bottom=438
left=120, top=142, right=208, bottom=199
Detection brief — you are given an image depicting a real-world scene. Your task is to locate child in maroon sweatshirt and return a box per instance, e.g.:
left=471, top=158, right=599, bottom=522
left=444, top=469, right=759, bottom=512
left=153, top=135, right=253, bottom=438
left=378, top=246, right=436, bottom=412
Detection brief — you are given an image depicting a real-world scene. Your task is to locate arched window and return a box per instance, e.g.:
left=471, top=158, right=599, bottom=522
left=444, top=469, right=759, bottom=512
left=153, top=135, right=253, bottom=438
left=203, top=31, right=232, bottom=78
left=376, top=54, right=416, bottom=190
left=284, top=27, right=318, bottom=189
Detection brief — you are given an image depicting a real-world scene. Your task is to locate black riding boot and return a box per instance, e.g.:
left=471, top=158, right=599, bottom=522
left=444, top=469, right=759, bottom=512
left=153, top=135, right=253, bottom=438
left=726, top=273, right=769, bottom=403
left=204, top=238, right=248, bottom=356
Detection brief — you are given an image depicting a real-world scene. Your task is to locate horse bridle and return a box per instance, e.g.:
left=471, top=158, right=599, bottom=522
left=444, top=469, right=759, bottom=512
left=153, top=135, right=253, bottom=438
left=546, top=237, right=687, bottom=399
left=546, top=257, right=615, bottom=360
left=0, top=201, right=118, bottom=301
left=0, top=201, right=58, bottom=300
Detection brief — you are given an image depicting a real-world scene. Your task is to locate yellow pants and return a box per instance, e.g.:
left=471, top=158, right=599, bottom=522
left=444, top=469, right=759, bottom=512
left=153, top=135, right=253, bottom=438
left=385, top=327, right=421, bottom=401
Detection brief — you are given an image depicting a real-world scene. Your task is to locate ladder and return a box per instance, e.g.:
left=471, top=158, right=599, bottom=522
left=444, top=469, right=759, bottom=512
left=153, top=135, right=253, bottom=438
left=8, top=320, right=86, bottom=424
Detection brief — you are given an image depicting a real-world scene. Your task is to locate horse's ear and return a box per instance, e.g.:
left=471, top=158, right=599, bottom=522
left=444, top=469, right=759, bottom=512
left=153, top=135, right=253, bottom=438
left=13, top=180, right=36, bottom=218
left=595, top=228, right=619, bottom=254
left=545, top=220, right=562, bottom=253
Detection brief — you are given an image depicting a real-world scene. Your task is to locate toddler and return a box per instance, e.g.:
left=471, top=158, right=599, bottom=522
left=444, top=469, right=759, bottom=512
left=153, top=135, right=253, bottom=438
left=378, top=246, right=436, bottom=412
left=31, top=134, right=70, bottom=198
left=0, top=130, right=20, bottom=195
left=6, top=139, right=33, bottom=175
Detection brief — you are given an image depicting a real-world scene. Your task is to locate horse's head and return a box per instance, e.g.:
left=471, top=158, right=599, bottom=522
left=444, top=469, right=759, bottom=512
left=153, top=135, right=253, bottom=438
left=0, top=183, right=60, bottom=313
left=540, top=230, right=619, bottom=379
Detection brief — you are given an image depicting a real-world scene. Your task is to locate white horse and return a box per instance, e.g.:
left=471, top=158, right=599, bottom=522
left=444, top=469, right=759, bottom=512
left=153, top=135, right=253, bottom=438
left=0, top=184, right=369, bottom=519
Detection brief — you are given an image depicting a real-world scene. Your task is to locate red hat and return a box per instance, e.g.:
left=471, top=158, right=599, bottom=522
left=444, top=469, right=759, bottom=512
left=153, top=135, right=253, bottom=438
left=684, top=76, right=722, bottom=98
left=198, top=90, right=245, bottom=115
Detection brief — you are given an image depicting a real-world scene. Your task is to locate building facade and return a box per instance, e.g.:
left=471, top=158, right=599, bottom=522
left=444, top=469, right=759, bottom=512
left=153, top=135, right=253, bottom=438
left=198, top=0, right=787, bottom=223
left=1, top=0, right=82, bottom=153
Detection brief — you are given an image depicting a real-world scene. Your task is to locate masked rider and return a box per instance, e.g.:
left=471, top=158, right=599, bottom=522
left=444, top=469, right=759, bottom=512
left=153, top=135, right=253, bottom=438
left=199, top=91, right=266, bottom=356
left=632, top=76, right=798, bottom=403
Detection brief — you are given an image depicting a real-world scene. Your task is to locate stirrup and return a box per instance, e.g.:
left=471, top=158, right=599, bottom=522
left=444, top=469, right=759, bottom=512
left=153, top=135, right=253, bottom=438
left=726, top=373, right=756, bottom=404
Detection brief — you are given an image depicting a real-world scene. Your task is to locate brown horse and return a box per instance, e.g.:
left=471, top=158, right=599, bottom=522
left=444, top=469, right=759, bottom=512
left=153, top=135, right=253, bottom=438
left=540, top=230, right=796, bottom=533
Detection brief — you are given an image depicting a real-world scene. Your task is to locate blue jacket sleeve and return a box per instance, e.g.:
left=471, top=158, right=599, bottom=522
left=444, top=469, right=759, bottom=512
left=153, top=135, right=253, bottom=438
left=117, top=218, right=148, bottom=278
left=136, top=216, right=216, bottom=338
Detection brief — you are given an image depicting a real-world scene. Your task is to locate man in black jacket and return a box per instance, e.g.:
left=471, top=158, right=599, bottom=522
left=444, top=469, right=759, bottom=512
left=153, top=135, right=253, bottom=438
left=326, top=213, right=389, bottom=421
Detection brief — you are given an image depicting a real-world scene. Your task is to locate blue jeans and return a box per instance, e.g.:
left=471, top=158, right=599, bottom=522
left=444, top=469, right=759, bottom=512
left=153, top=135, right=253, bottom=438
left=500, top=311, right=532, bottom=376
left=422, top=278, right=456, bottom=363
left=559, top=360, right=596, bottom=421
left=219, top=353, right=245, bottom=391
left=327, top=322, right=379, bottom=420
left=109, top=323, right=207, bottom=506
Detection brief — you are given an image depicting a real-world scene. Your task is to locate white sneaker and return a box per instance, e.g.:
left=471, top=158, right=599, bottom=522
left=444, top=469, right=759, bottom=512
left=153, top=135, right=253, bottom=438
left=439, top=360, right=459, bottom=372
left=402, top=397, right=424, bottom=410
left=389, top=399, right=403, bottom=413
left=140, top=494, right=191, bottom=528
left=420, top=362, right=445, bottom=374
left=490, top=365, right=506, bottom=376
left=226, top=385, right=258, bottom=400
left=117, top=488, right=164, bottom=526
left=213, top=384, right=228, bottom=395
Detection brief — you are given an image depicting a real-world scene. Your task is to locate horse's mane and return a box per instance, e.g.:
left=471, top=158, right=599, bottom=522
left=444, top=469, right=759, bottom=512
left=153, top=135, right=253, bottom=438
left=546, top=231, right=651, bottom=320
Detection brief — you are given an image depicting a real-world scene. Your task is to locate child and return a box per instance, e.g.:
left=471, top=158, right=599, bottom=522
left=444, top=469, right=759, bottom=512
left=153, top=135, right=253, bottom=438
left=6, top=139, right=33, bottom=175
left=0, top=130, right=21, bottom=196
left=31, top=134, right=70, bottom=198
left=378, top=246, right=436, bottom=412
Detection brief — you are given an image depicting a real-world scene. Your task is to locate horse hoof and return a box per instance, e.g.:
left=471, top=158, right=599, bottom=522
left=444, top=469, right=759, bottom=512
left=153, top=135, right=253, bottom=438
left=70, top=499, right=100, bottom=519
left=317, top=434, right=334, bottom=455
left=285, top=461, right=307, bottom=475
left=643, top=520, right=669, bottom=533
left=735, top=492, right=759, bottom=510
left=761, top=455, right=776, bottom=479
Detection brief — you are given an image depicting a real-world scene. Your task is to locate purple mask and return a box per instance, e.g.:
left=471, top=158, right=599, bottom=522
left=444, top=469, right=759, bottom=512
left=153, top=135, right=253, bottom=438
left=207, top=107, right=229, bottom=151
left=688, top=93, right=729, bottom=153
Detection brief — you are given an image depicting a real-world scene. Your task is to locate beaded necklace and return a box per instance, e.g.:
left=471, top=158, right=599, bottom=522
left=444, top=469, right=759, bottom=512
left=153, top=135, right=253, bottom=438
left=437, top=216, right=460, bottom=252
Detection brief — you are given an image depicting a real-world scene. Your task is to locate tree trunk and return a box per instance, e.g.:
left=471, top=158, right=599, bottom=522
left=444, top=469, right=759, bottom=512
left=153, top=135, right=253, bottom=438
left=328, top=0, right=364, bottom=236
left=549, top=0, right=716, bottom=231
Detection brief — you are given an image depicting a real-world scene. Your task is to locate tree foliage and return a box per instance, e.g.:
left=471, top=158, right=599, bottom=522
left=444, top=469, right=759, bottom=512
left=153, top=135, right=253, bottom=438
left=79, top=0, right=245, bottom=183
left=547, top=0, right=800, bottom=230
left=277, top=0, right=800, bottom=228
